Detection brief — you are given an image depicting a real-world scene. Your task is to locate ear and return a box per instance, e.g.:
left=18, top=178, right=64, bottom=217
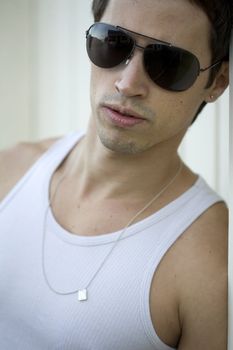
left=205, top=61, right=229, bottom=103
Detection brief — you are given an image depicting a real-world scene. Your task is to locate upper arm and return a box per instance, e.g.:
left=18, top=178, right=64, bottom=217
left=177, top=203, right=228, bottom=350
left=0, top=137, right=60, bottom=202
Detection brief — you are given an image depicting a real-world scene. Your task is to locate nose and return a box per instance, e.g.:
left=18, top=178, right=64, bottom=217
left=114, top=51, right=150, bottom=98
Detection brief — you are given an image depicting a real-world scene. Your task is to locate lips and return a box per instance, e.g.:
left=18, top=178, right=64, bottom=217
left=102, top=105, right=146, bottom=128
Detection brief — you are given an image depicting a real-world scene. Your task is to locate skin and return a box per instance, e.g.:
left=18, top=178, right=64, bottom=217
left=0, top=0, right=229, bottom=349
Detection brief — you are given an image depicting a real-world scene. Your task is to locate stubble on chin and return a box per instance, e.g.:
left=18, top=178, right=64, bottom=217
left=95, top=119, right=153, bottom=155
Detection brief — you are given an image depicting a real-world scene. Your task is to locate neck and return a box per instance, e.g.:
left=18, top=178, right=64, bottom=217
left=65, top=124, right=187, bottom=203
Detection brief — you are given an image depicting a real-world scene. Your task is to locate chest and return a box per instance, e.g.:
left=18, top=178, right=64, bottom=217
left=48, top=192, right=181, bottom=348
left=0, top=199, right=181, bottom=349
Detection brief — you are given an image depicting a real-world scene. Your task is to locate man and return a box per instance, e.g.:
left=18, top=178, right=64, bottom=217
left=0, top=0, right=231, bottom=349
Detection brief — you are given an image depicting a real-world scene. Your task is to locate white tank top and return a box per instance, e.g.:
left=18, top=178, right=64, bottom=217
left=0, top=131, right=222, bottom=350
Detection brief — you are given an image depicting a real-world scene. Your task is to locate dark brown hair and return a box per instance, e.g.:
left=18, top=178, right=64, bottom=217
left=91, top=0, right=232, bottom=121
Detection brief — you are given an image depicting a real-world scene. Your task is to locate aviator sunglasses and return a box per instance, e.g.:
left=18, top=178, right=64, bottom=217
left=86, top=22, right=222, bottom=92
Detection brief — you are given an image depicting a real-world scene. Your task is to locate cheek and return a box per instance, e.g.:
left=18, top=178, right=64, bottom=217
left=90, top=67, right=99, bottom=97
left=90, top=66, right=114, bottom=104
left=90, top=68, right=101, bottom=110
left=153, top=91, right=205, bottom=136
left=173, top=85, right=207, bottom=119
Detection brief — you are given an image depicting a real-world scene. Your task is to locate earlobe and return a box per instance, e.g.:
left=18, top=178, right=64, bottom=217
left=204, top=94, right=215, bottom=103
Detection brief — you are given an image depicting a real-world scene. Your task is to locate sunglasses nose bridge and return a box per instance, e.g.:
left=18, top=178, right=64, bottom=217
left=135, top=43, right=145, bottom=51
left=125, top=42, right=145, bottom=65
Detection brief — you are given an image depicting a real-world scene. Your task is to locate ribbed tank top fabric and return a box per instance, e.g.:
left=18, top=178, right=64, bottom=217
left=0, top=131, right=222, bottom=350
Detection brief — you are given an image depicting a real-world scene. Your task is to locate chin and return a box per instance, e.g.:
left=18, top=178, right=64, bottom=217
left=97, top=127, right=152, bottom=155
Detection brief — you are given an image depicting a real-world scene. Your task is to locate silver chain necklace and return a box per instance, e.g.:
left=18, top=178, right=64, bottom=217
left=42, top=159, right=183, bottom=302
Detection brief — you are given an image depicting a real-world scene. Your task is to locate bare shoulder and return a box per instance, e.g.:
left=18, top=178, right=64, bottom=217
left=0, top=136, right=61, bottom=202
left=179, top=201, right=228, bottom=271
left=176, top=202, right=228, bottom=349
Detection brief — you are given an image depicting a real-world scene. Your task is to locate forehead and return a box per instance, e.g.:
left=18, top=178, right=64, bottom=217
left=101, top=0, right=211, bottom=54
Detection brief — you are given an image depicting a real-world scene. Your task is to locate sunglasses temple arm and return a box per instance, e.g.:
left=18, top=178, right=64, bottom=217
left=200, top=60, right=222, bottom=72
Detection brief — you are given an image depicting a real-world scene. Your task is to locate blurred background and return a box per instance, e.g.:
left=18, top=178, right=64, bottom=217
left=0, top=0, right=229, bottom=202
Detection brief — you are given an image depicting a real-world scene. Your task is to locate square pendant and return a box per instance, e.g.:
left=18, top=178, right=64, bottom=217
left=78, top=289, right=88, bottom=301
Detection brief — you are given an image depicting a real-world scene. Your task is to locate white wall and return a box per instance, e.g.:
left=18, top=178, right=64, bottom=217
left=0, top=0, right=229, bottom=203
left=0, top=0, right=92, bottom=147
left=0, top=0, right=31, bottom=147
left=28, top=0, right=93, bottom=139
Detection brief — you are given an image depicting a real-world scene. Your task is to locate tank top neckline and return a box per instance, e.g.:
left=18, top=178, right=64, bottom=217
left=44, top=131, right=204, bottom=246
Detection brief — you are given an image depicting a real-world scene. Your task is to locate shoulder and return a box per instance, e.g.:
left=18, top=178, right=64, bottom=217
left=0, top=136, right=61, bottom=202
left=180, top=200, right=228, bottom=257
left=179, top=201, right=228, bottom=269
left=150, top=200, right=227, bottom=349
left=176, top=201, right=228, bottom=349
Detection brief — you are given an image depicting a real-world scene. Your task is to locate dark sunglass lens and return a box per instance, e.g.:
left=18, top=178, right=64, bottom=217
left=144, top=45, right=200, bottom=91
left=86, top=23, right=134, bottom=68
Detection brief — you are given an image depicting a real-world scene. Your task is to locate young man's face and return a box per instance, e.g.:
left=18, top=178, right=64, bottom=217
left=89, top=0, right=215, bottom=155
